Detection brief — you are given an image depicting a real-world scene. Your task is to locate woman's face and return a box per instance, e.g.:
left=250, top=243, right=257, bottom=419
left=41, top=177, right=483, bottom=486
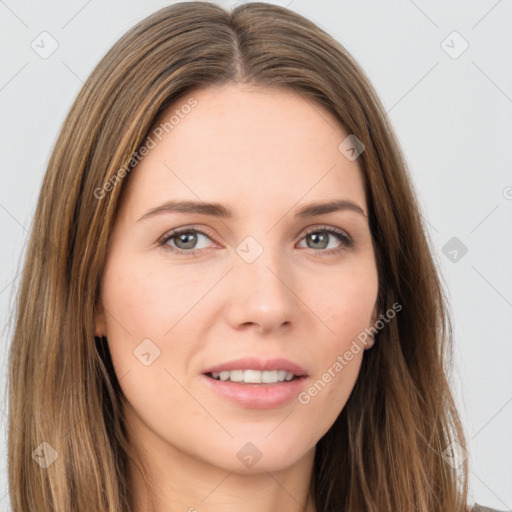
left=96, top=83, right=379, bottom=475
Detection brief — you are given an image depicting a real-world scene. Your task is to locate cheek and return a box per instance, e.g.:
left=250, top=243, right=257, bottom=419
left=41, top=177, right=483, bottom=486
left=101, top=254, right=207, bottom=339
left=299, top=262, right=376, bottom=409
left=99, top=253, right=214, bottom=394
left=295, top=344, right=363, bottom=449
left=99, top=258, right=205, bottom=425
left=311, top=264, right=378, bottom=345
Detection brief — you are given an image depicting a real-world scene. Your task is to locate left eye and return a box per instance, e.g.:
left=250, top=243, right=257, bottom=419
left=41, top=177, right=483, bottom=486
left=298, top=227, right=352, bottom=252
left=158, top=226, right=352, bottom=256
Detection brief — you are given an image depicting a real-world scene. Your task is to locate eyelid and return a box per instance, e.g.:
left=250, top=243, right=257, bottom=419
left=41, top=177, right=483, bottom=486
left=300, top=225, right=351, bottom=241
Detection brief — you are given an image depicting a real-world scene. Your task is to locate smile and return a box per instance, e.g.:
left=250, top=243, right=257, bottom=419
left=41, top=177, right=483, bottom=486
left=207, top=369, right=297, bottom=384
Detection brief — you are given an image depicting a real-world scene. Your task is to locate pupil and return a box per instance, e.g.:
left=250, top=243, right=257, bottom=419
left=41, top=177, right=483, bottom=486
left=309, top=232, right=328, bottom=249
left=177, top=232, right=197, bottom=249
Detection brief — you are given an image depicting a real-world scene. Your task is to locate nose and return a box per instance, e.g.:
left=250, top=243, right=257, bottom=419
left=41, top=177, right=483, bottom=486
left=225, top=246, right=299, bottom=334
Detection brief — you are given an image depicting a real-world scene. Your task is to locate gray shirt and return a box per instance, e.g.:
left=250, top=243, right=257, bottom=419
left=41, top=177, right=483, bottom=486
left=472, top=503, right=510, bottom=512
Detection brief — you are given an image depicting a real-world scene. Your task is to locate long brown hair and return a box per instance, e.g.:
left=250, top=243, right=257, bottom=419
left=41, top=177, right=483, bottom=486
left=7, top=2, right=469, bottom=510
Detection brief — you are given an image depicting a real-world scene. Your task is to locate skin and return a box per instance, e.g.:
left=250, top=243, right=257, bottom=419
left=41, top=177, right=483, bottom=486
left=95, top=82, right=380, bottom=512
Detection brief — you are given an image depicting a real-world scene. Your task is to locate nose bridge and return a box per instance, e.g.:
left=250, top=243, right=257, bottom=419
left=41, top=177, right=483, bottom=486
left=226, top=233, right=297, bottom=330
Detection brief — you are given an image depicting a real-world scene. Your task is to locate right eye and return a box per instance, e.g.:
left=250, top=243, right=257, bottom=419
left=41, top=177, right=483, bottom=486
left=158, top=227, right=217, bottom=256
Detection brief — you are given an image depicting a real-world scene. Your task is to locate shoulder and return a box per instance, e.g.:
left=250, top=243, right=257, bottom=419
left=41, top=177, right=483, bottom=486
left=471, top=503, right=510, bottom=512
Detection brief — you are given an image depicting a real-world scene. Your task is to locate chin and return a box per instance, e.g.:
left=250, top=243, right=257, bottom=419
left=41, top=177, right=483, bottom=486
left=201, top=433, right=315, bottom=474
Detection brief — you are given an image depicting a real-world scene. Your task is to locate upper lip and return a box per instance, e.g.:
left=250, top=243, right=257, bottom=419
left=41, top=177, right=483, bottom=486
left=203, top=357, right=308, bottom=377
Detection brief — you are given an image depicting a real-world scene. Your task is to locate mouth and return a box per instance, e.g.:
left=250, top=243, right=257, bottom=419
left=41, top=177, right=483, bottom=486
left=205, top=369, right=302, bottom=384
left=201, top=357, right=308, bottom=408
left=202, top=371, right=308, bottom=409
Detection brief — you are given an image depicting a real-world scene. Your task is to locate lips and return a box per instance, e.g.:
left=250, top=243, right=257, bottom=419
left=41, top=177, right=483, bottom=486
left=201, top=357, right=309, bottom=408
left=202, top=356, right=308, bottom=378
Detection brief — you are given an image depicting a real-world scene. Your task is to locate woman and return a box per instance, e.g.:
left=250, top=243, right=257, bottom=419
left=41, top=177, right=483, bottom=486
left=7, top=2, right=504, bottom=511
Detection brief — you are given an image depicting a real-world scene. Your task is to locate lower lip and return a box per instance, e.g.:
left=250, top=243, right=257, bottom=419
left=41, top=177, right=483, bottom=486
left=201, top=374, right=308, bottom=409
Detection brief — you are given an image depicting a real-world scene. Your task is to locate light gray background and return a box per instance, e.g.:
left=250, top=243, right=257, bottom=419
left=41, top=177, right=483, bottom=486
left=1, top=0, right=511, bottom=510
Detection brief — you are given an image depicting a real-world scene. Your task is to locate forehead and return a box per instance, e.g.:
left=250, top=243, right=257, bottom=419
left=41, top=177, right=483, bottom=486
left=121, top=83, right=367, bottom=218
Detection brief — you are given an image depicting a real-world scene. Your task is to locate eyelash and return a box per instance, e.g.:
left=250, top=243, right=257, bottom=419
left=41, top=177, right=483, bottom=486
left=157, top=225, right=353, bottom=257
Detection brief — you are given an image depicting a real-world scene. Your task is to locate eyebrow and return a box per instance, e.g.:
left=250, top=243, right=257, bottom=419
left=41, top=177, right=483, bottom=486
left=137, top=198, right=367, bottom=222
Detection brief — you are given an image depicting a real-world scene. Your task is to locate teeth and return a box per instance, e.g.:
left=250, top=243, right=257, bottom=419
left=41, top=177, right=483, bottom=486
left=227, top=370, right=243, bottom=382
left=210, top=370, right=296, bottom=384
left=245, top=369, right=263, bottom=383
left=261, top=370, right=278, bottom=383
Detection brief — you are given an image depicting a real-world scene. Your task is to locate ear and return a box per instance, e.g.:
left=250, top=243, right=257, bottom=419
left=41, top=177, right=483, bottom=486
left=370, top=301, right=380, bottom=327
left=364, top=301, right=380, bottom=350
left=94, top=298, right=107, bottom=338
